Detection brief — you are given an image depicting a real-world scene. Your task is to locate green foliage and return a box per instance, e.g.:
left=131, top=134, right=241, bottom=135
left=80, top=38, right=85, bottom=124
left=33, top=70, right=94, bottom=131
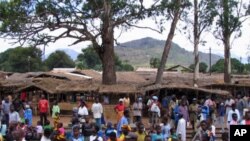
left=44, top=50, right=75, bottom=70
left=213, top=0, right=249, bottom=40
left=189, top=62, right=208, bottom=73
left=0, top=47, right=45, bottom=72
left=77, top=46, right=134, bottom=71
left=150, top=57, right=160, bottom=68
left=211, top=58, right=244, bottom=73
left=244, top=64, right=250, bottom=73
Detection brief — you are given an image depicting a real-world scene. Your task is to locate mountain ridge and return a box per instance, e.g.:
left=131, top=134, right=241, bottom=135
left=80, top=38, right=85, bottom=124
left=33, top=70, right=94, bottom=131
left=115, top=37, right=222, bottom=67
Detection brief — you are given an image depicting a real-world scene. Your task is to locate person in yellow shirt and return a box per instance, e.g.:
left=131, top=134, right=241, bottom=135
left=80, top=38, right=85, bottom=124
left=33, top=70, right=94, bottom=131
left=119, top=125, right=131, bottom=141
left=136, top=124, right=147, bottom=141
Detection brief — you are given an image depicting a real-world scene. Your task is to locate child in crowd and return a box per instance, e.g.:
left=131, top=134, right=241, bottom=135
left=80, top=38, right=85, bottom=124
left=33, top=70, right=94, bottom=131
left=36, top=121, right=44, bottom=138
left=54, top=112, right=60, bottom=129
left=70, top=125, right=84, bottom=141
left=0, top=119, right=7, bottom=139
left=105, top=122, right=117, bottom=140
left=162, top=117, right=171, bottom=140
left=151, top=125, right=163, bottom=141
left=55, top=122, right=66, bottom=141
left=24, top=104, right=32, bottom=126
left=41, top=128, right=52, bottom=141
left=168, top=128, right=178, bottom=141
left=44, top=120, right=53, bottom=131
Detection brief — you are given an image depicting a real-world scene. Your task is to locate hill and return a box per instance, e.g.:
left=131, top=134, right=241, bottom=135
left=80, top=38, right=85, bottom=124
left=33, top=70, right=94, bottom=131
left=115, top=37, right=222, bottom=67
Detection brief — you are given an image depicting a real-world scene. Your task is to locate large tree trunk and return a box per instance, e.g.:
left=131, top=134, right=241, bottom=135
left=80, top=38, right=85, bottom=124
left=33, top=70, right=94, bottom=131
left=224, top=36, right=231, bottom=83
left=155, top=1, right=181, bottom=84
left=193, top=0, right=199, bottom=87
left=100, top=0, right=116, bottom=85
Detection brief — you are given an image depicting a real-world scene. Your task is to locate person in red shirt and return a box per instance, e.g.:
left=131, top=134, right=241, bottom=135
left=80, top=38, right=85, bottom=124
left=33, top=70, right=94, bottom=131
left=38, top=94, right=49, bottom=125
left=114, top=99, right=125, bottom=123
left=241, top=111, right=250, bottom=125
left=20, top=91, right=27, bottom=102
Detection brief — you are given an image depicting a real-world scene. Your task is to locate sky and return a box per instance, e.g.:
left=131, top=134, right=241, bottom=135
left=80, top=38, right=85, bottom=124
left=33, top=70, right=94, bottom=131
left=0, top=0, right=250, bottom=63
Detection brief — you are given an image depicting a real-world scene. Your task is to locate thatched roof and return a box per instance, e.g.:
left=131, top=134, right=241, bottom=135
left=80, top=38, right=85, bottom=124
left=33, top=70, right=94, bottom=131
left=116, top=72, right=147, bottom=84
left=56, top=80, right=98, bottom=93
left=143, top=84, right=229, bottom=96
left=98, top=84, right=141, bottom=94
left=136, top=72, right=224, bottom=87
left=16, top=78, right=66, bottom=94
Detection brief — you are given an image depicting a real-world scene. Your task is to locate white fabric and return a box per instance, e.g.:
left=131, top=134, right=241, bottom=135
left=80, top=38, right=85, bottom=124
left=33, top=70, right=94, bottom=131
left=204, top=99, right=213, bottom=107
left=40, top=136, right=51, bottom=141
left=36, top=125, right=43, bottom=134
left=91, top=103, right=103, bottom=119
left=132, top=102, right=143, bottom=116
left=150, top=103, right=161, bottom=117
left=227, top=109, right=240, bottom=123
left=89, top=135, right=103, bottom=141
left=211, top=125, right=216, bottom=137
left=78, top=106, right=88, bottom=116
left=177, top=118, right=186, bottom=141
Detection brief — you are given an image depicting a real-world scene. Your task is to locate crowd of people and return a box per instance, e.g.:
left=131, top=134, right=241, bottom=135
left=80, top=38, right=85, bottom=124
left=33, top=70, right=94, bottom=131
left=0, top=93, right=250, bottom=141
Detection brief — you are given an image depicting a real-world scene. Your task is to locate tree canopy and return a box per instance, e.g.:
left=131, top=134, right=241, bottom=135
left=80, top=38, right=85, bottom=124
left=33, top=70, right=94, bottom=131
left=189, top=62, right=208, bottom=73
left=45, top=50, right=75, bottom=70
left=0, top=0, right=153, bottom=84
left=0, top=47, right=45, bottom=72
left=76, top=46, right=134, bottom=71
left=211, top=58, right=244, bottom=74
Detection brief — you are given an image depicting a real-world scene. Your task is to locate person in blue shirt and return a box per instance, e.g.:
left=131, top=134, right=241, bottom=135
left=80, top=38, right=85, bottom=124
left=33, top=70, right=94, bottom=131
left=70, top=125, right=84, bottom=141
left=0, top=119, right=7, bottom=138
left=151, top=125, right=163, bottom=141
left=105, top=122, right=117, bottom=140
left=24, top=105, right=32, bottom=126
left=117, top=110, right=129, bottom=137
left=162, top=117, right=171, bottom=140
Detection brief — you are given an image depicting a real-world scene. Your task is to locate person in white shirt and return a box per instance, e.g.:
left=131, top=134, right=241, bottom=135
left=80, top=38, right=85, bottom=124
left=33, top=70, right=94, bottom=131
left=78, top=102, right=88, bottom=123
left=176, top=114, right=186, bottom=141
left=9, top=105, right=20, bottom=123
left=227, top=104, right=240, bottom=127
left=90, top=126, right=103, bottom=141
left=132, top=97, right=143, bottom=123
left=91, top=98, right=103, bottom=129
left=40, top=128, right=52, bottom=141
left=225, top=96, right=235, bottom=116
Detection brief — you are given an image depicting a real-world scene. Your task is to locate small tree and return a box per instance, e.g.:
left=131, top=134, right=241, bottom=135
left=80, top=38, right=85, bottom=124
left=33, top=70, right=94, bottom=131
left=189, top=62, right=208, bottom=73
left=45, top=50, right=75, bottom=70
left=150, top=57, right=161, bottom=68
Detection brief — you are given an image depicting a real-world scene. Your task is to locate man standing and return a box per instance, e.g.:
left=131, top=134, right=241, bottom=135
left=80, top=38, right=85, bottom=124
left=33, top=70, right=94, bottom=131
left=132, top=97, right=143, bottom=123
left=38, top=94, right=49, bottom=125
left=227, top=103, right=240, bottom=127
left=179, top=99, right=189, bottom=124
left=189, top=98, right=199, bottom=131
left=176, top=114, right=186, bottom=141
left=91, top=97, right=103, bottom=129
left=2, top=97, right=11, bottom=126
